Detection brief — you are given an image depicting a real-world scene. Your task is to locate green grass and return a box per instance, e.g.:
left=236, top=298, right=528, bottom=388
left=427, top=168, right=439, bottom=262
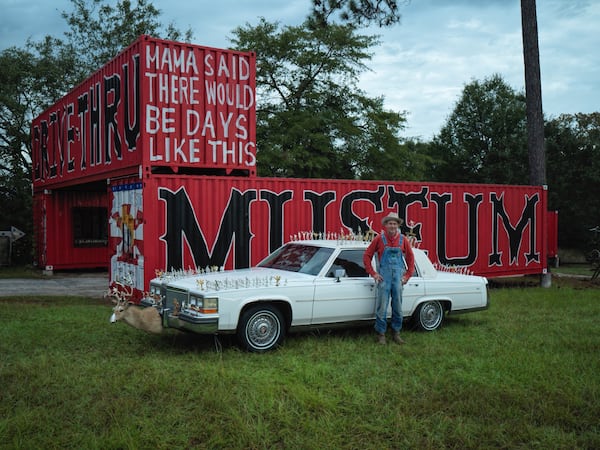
left=0, top=265, right=45, bottom=279
left=553, top=263, right=597, bottom=277
left=1, top=287, right=599, bottom=449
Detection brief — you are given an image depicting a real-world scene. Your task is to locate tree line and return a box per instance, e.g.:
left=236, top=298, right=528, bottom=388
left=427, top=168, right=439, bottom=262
left=0, top=0, right=597, bottom=263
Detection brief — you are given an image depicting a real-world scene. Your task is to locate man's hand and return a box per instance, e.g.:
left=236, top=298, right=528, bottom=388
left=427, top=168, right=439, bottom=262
left=401, top=276, right=409, bottom=285
left=373, top=273, right=383, bottom=283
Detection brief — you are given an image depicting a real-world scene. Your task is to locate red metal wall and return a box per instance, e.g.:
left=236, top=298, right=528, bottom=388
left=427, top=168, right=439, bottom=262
left=32, top=35, right=257, bottom=272
left=31, top=35, right=257, bottom=191
left=33, top=188, right=110, bottom=270
left=32, top=39, right=145, bottom=189
left=127, top=175, right=547, bottom=290
left=547, top=210, right=559, bottom=259
left=140, top=37, right=257, bottom=174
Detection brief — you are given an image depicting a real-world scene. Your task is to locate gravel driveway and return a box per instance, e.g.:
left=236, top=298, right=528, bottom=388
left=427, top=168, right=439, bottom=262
left=0, top=272, right=109, bottom=298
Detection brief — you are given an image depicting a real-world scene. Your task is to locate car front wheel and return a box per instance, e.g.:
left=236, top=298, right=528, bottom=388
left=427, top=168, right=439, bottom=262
left=237, top=304, right=285, bottom=352
left=414, top=300, right=444, bottom=331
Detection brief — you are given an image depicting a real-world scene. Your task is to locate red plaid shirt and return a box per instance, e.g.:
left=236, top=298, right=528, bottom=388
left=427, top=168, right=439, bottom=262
left=363, top=231, right=415, bottom=278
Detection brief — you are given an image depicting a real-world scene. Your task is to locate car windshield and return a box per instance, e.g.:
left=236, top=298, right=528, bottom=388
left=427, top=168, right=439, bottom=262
left=258, top=244, right=334, bottom=275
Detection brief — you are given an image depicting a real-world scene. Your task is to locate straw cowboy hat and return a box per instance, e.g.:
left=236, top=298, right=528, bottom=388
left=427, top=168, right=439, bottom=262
left=381, top=212, right=404, bottom=226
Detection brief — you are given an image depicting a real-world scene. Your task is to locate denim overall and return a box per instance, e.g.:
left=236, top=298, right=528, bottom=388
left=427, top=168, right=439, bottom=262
left=375, top=233, right=405, bottom=334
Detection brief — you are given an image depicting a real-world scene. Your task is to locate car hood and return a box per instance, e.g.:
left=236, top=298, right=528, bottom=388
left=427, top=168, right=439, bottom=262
left=156, top=267, right=314, bottom=294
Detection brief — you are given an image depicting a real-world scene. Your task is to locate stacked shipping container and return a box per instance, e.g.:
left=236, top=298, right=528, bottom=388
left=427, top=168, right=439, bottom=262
left=31, top=36, right=551, bottom=297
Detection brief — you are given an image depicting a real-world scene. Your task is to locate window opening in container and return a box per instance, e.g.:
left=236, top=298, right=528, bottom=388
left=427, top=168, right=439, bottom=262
left=73, top=207, right=108, bottom=247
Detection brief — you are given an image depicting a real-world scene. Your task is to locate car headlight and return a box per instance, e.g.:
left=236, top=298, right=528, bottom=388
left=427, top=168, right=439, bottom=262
left=202, top=297, right=218, bottom=314
left=150, top=283, right=161, bottom=295
left=189, top=294, right=218, bottom=314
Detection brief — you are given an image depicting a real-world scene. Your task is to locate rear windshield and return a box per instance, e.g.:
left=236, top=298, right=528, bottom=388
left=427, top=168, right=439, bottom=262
left=258, top=244, right=334, bottom=275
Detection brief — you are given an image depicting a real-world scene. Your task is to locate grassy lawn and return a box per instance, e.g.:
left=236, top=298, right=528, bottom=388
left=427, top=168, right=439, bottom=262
left=0, top=266, right=46, bottom=279
left=553, top=263, right=598, bottom=277
left=1, top=285, right=599, bottom=449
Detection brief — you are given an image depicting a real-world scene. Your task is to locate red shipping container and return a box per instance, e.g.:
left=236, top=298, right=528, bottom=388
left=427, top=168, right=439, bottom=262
left=31, top=35, right=257, bottom=191
left=33, top=187, right=110, bottom=270
left=547, top=210, right=559, bottom=261
left=106, top=175, right=548, bottom=296
left=32, top=35, right=256, bottom=271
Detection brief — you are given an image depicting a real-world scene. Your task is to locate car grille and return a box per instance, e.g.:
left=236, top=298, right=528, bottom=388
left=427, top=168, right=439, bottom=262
left=165, top=286, right=188, bottom=311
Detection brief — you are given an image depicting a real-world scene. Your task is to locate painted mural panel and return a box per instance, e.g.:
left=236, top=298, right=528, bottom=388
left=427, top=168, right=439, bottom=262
left=109, top=181, right=144, bottom=292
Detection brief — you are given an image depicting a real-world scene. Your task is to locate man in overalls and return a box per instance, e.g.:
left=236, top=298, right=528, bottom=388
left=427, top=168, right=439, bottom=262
left=363, top=213, right=415, bottom=344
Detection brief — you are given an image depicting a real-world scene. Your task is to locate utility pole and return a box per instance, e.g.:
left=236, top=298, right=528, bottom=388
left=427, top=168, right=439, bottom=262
left=521, top=0, right=551, bottom=287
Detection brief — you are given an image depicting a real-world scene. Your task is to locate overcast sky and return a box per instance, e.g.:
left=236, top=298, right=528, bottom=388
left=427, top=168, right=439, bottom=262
left=1, top=0, right=598, bottom=140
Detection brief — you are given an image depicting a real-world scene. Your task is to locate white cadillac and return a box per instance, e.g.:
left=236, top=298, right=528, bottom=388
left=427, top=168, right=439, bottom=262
left=142, top=239, right=489, bottom=352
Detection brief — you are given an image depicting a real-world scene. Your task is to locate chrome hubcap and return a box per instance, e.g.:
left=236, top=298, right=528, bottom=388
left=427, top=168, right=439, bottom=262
left=420, top=302, right=442, bottom=329
left=246, top=311, right=280, bottom=349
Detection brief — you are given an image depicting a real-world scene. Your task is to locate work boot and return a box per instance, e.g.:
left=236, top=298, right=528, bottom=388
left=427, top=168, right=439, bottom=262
left=377, top=334, right=386, bottom=345
left=392, top=332, right=405, bottom=345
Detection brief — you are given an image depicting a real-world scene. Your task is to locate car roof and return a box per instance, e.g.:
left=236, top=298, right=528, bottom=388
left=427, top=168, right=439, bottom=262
left=288, top=240, right=436, bottom=277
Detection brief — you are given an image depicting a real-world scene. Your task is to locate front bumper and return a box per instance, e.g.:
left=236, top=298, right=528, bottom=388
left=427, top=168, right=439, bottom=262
left=140, top=296, right=219, bottom=334
left=175, top=310, right=219, bottom=333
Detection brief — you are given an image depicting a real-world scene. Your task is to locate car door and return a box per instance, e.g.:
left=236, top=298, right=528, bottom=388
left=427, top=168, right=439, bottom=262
left=311, top=249, right=377, bottom=324
left=401, top=267, right=426, bottom=318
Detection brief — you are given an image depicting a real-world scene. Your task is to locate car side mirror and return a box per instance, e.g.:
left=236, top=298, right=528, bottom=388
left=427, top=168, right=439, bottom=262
left=334, top=269, right=346, bottom=282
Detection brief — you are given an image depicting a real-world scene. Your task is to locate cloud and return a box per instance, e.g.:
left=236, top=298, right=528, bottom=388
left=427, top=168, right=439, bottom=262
left=0, top=0, right=597, bottom=139
left=357, top=0, right=525, bottom=138
left=357, top=0, right=599, bottom=138
left=156, top=0, right=308, bottom=48
left=0, top=0, right=70, bottom=47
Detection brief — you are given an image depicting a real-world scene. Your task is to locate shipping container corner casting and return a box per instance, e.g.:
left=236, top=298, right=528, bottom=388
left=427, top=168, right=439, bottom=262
left=31, top=35, right=554, bottom=297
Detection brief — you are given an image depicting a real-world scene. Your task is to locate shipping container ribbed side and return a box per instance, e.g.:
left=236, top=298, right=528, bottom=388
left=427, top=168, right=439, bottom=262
left=33, top=186, right=110, bottom=270
left=140, top=36, right=257, bottom=176
left=547, top=210, right=559, bottom=261
left=31, top=39, right=145, bottom=190
left=31, top=35, right=257, bottom=191
left=120, top=175, right=548, bottom=292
